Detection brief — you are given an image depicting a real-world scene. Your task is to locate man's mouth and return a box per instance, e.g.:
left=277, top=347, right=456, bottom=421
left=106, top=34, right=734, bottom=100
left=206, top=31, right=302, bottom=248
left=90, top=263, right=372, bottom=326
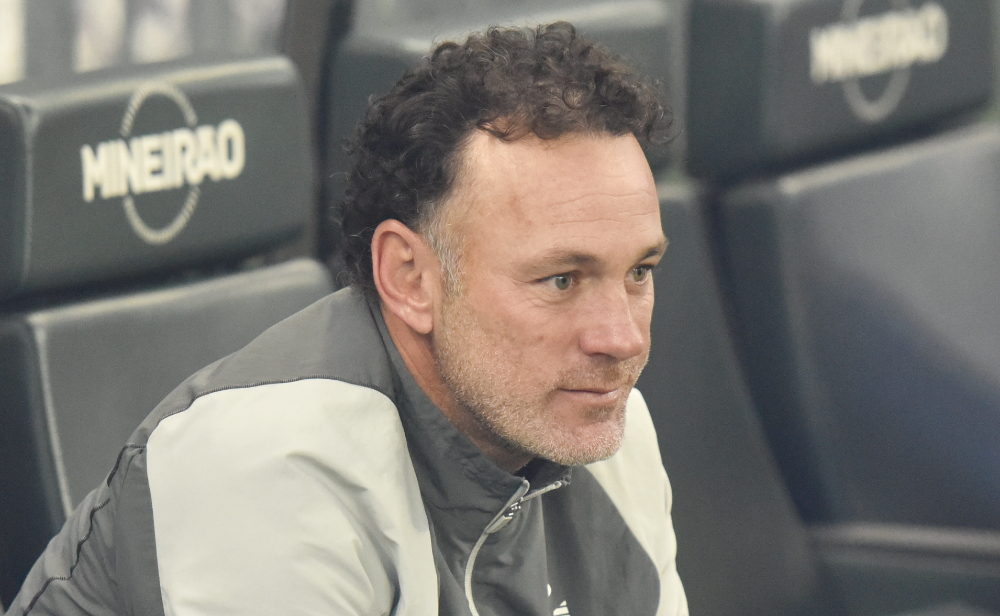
left=559, top=386, right=625, bottom=402
left=569, top=387, right=616, bottom=394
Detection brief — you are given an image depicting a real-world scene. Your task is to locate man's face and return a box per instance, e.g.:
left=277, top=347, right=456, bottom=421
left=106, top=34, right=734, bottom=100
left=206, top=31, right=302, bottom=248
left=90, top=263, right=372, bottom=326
left=430, top=131, right=666, bottom=467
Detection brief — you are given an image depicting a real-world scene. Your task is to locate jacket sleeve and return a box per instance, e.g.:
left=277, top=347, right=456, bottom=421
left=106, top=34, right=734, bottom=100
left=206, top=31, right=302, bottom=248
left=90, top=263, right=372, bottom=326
left=145, top=379, right=439, bottom=615
left=585, top=388, right=689, bottom=616
left=5, top=483, right=122, bottom=616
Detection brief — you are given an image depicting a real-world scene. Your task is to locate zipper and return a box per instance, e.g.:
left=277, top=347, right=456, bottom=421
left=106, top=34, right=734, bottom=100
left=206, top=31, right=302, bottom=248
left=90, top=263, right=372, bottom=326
left=463, top=479, right=566, bottom=616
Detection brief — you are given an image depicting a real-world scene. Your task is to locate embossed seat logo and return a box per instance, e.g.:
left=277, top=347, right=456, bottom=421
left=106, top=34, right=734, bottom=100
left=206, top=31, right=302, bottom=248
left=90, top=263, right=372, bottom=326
left=80, top=82, right=246, bottom=244
left=809, top=0, right=949, bottom=123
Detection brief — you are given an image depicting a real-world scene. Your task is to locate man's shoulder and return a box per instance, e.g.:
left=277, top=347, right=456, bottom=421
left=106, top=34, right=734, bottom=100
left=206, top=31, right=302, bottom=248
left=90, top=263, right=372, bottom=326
left=131, top=286, right=399, bottom=448
left=132, top=290, right=436, bottom=616
left=9, top=288, right=434, bottom=616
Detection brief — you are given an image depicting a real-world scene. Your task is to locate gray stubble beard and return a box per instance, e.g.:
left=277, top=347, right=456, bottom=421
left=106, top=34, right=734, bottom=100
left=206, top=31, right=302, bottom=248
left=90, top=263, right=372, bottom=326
left=432, top=290, right=646, bottom=467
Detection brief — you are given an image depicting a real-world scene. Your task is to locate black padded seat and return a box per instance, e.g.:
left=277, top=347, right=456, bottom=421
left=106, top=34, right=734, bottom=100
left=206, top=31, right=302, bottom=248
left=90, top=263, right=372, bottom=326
left=0, top=56, right=311, bottom=298
left=0, top=258, right=333, bottom=604
left=638, top=182, right=841, bottom=616
left=686, top=0, right=994, bottom=179
left=639, top=180, right=1000, bottom=616
left=896, top=606, right=1000, bottom=616
left=717, top=124, right=1000, bottom=529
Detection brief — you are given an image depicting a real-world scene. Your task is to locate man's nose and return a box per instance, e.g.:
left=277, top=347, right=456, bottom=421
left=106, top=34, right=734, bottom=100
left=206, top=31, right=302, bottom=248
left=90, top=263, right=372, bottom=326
left=578, top=285, right=647, bottom=361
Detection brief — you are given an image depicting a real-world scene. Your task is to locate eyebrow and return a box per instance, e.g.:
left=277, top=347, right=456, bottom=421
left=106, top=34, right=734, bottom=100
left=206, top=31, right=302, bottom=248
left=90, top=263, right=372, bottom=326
left=527, top=237, right=670, bottom=272
left=643, top=237, right=670, bottom=260
left=541, top=251, right=600, bottom=270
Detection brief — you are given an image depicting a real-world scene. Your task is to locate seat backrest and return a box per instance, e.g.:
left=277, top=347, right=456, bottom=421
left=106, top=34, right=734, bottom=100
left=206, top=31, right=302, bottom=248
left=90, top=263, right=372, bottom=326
left=686, top=0, right=994, bottom=179
left=0, top=258, right=333, bottom=604
left=717, top=124, right=1000, bottom=528
left=0, top=56, right=311, bottom=299
left=637, top=183, right=841, bottom=616
left=0, top=54, right=329, bottom=605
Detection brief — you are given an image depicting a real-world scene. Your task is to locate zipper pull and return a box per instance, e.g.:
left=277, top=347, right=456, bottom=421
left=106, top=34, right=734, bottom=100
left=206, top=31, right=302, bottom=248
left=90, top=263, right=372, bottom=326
left=484, top=499, right=522, bottom=534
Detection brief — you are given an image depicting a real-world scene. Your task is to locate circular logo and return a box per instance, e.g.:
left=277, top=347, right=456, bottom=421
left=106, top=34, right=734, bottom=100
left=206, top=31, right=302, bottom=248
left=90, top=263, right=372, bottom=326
left=840, top=0, right=912, bottom=123
left=119, top=82, right=200, bottom=245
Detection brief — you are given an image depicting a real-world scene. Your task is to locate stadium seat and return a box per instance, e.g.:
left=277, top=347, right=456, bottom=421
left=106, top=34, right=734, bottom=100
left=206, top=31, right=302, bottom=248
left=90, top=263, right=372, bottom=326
left=0, top=56, right=311, bottom=298
left=639, top=183, right=841, bottom=616
left=0, top=258, right=333, bottom=603
left=640, top=181, right=1000, bottom=616
left=669, top=2, right=1000, bottom=611
left=717, top=124, right=1000, bottom=529
left=686, top=0, right=994, bottom=179
left=0, top=54, right=332, bottom=605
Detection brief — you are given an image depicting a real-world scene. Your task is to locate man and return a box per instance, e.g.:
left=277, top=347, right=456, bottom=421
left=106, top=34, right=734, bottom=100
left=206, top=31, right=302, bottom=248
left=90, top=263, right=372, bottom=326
left=9, top=22, right=686, bottom=616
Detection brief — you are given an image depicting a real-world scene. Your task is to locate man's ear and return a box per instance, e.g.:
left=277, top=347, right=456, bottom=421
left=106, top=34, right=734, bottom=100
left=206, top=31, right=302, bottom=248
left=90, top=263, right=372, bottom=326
left=371, top=219, right=440, bottom=335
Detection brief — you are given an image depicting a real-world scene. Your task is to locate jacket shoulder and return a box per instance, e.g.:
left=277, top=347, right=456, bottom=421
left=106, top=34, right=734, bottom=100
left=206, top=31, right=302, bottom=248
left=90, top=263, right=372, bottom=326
left=144, top=378, right=438, bottom=614
left=132, top=287, right=397, bottom=446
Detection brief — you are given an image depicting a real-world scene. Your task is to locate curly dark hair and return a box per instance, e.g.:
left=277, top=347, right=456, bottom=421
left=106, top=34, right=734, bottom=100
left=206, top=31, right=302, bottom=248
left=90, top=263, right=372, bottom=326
left=340, top=21, right=671, bottom=299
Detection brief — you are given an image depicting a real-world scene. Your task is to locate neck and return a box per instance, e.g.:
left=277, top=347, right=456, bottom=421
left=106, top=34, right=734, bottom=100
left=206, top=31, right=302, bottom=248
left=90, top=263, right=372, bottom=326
left=380, top=302, right=533, bottom=473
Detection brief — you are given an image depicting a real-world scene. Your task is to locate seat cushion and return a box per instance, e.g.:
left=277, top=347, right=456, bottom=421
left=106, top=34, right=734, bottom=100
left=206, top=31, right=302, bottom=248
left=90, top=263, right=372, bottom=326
left=719, top=124, right=1000, bottom=527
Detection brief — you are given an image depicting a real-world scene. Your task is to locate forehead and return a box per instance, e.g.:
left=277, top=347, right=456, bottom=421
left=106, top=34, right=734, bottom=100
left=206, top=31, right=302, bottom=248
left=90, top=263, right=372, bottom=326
left=444, top=131, right=661, bottom=256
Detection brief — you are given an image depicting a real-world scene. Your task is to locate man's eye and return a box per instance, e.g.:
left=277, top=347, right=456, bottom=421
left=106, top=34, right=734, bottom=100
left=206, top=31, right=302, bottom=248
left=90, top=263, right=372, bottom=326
left=630, top=266, right=652, bottom=283
left=551, top=274, right=571, bottom=290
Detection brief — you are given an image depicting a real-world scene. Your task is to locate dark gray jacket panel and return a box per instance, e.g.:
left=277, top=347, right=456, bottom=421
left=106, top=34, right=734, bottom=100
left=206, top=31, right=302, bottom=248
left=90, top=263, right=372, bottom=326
left=14, top=484, right=120, bottom=616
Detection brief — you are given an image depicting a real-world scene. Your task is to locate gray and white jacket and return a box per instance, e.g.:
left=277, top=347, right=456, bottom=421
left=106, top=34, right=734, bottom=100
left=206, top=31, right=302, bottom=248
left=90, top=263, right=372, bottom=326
left=9, top=288, right=688, bottom=616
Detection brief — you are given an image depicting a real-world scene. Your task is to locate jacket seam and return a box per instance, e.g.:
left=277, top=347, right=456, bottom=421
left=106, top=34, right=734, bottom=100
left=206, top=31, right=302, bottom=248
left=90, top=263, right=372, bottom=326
left=154, top=375, right=395, bottom=428
left=24, top=443, right=145, bottom=614
left=107, top=444, right=145, bottom=486
left=21, top=497, right=112, bottom=616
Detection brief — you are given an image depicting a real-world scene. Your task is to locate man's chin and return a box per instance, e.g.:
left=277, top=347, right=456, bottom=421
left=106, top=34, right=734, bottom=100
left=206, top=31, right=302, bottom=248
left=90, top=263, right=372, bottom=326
left=539, top=441, right=624, bottom=467
left=532, top=416, right=627, bottom=467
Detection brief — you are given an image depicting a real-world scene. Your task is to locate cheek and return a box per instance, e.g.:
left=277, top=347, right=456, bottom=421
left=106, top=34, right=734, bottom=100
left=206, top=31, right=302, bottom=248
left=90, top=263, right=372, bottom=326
left=493, top=314, right=555, bottom=354
left=520, top=315, right=589, bottom=371
left=469, top=285, right=553, bottom=344
left=481, top=306, right=574, bottom=372
left=466, top=280, right=586, bottom=360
